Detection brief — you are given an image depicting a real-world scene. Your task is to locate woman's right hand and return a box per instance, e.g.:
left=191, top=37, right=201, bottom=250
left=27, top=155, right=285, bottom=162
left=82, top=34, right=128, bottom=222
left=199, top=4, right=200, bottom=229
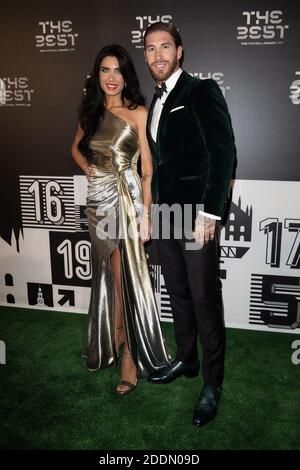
left=84, top=163, right=97, bottom=180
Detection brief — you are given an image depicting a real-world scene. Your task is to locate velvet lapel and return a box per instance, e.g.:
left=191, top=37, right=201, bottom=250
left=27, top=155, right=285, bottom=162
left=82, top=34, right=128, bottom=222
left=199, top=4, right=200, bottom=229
left=156, top=71, right=191, bottom=142
left=146, top=93, right=158, bottom=159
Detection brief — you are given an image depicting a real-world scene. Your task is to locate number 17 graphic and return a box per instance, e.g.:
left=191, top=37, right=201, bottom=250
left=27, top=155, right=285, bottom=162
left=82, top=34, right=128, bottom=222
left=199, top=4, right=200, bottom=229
left=260, top=218, right=300, bottom=269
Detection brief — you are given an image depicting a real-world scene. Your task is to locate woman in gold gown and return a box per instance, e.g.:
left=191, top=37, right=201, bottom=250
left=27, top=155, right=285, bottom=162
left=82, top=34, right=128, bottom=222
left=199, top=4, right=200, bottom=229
left=71, top=44, right=170, bottom=394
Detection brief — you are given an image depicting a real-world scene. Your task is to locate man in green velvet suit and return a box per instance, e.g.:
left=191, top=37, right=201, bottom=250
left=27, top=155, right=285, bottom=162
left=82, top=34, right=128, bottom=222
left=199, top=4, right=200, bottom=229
left=144, top=22, right=236, bottom=427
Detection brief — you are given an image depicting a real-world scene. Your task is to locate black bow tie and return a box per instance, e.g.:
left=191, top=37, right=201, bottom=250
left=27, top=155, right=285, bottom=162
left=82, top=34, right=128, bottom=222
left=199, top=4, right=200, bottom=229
left=155, top=82, right=167, bottom=98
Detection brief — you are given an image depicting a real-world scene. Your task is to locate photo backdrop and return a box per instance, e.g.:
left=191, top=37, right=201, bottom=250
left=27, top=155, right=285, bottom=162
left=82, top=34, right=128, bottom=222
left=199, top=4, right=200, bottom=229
left=1, top=0, right=299, bottom=334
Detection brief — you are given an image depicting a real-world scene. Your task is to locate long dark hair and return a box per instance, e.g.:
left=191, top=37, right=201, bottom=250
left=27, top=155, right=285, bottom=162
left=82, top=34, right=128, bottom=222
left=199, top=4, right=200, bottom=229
left=78, top=44, right=145, bottom=161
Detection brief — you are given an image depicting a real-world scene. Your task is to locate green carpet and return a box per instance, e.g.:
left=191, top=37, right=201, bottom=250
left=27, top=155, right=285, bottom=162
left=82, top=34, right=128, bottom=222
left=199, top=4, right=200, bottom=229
left=0, top=306, right=299, bottom=450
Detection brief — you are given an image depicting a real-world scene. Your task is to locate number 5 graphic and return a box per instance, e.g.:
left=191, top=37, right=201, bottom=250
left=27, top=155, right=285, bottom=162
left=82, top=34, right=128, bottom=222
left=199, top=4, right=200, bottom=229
left=261, top=275, right=300, bottom=329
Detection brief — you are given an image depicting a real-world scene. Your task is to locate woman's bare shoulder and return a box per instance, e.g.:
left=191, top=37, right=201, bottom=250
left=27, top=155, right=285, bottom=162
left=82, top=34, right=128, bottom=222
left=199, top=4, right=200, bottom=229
left=131, top=105, right=148, bottom=125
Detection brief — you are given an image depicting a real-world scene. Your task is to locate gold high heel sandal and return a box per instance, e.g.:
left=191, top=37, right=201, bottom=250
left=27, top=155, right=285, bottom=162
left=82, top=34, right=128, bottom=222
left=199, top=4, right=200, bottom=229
left=116, top=352, right=137, bottom=396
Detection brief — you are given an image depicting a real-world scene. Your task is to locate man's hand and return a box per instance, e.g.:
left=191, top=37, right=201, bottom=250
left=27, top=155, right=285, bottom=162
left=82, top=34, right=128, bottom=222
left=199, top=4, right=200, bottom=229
left=194, top=213, right=216, bottom=246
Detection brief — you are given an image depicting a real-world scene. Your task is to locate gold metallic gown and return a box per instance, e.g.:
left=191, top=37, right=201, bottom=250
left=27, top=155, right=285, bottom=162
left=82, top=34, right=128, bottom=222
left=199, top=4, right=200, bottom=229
left=85, top=109, right=170, bottom=378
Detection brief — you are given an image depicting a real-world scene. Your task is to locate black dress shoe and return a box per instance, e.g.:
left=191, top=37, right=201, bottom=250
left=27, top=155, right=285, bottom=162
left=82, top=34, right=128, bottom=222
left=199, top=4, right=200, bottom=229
left=192, top=385, right=222, bottom=427
left=148, top=360, right=200, bottom=384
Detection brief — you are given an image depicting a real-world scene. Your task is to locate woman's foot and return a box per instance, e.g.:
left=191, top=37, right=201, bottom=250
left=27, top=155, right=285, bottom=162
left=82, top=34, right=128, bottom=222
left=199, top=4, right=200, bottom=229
left=116, top=352, right=137, bottom=395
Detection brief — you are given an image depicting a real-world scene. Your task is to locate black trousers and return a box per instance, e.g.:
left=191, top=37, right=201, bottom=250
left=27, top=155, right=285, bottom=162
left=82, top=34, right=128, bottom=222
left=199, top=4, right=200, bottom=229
left=156, top=224, right=225, bottom=387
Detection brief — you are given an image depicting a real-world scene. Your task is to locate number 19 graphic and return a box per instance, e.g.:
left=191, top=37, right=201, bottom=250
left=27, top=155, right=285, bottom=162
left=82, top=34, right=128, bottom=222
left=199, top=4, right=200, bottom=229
left=57, top=239, right=91, bottom=280
left=50, top=231, right=91, bottom=287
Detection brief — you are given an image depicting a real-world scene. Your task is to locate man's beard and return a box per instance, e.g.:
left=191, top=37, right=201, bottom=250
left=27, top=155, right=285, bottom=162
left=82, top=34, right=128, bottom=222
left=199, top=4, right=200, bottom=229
left=149, top=56, right=178, bottom=82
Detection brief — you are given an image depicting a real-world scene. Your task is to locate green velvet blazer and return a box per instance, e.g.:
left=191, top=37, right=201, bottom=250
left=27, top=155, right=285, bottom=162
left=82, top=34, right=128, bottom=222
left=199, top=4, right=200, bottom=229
left=147, top=71, right=236, bottom=220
